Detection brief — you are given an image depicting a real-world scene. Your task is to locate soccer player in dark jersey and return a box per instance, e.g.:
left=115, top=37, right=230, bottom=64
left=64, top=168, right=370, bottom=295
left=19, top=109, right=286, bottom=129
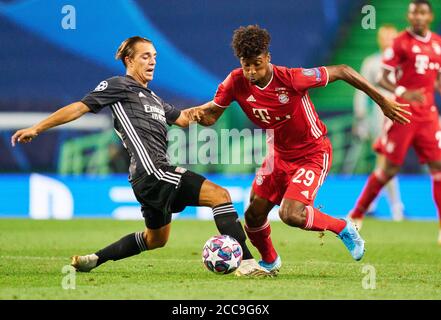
left=11, top=36, right=270, bottom=276
left=189, top=25, right=411, bottom=274
left=349, top=0, right=441, bottom=244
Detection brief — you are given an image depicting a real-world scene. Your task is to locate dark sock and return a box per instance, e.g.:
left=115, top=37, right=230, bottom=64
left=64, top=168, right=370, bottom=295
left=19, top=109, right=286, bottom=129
left=213, top=203, right=253, bottom=260
left=95, top=231, right=147, bottom=266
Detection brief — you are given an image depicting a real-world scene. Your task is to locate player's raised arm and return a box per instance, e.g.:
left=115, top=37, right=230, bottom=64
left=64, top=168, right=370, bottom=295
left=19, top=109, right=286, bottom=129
left=326, top=64, right=411, bottom=124
left=173, top=101, right=225, bottom=127
left=11, top=101, right=91, bottom=146
left=378, top=68, right=425, bottom=104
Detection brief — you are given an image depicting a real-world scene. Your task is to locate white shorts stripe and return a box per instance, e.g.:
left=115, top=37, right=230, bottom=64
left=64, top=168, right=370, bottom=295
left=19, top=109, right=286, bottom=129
left=161, top=174, right=181, bottom=184
left=164, top=172, right=182, bottom=180
left=318, top=153, right=329, bottom=186
left=161, top=177, right=180, bottom=185
left=311, top=152, right=329, bottom=199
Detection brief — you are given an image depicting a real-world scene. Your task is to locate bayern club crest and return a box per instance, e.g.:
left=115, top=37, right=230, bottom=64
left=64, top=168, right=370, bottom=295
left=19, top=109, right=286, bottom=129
left=256, top=175, right=264, bottom=185
left=278, top=93, right=289, bottom=104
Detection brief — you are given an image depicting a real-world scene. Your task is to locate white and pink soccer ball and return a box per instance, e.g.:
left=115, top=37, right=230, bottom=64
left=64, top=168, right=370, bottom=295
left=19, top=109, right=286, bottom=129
left=202, top=235, right=243, bottom=274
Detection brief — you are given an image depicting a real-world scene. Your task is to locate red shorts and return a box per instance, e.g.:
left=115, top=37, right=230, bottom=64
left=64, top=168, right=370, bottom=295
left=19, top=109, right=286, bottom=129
left=374, top=117, right=441, bottom=165
left=252, top=138, right=332, bottom=206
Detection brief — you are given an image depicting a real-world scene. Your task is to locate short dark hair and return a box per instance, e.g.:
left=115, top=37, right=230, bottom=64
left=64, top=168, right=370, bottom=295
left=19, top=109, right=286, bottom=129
left=115, top=36, right=152, bottom=67
left=410, top=0, right=432, bottom=11
left=231, top=25, right=271, bottom=59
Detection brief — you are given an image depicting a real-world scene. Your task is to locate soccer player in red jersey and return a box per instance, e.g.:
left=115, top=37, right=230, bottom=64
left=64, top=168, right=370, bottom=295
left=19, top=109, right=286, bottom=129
left=349, top=0, right=441, bottom=244
left=190, top=25, right=410, bottom=275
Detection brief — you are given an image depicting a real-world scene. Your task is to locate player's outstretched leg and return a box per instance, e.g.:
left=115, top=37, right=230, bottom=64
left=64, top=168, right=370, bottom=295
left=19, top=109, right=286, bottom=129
left=280, top=198, right=365, bottom=261
left=384, top=177, right=405, bottom=222
left=200, top=181, right=271, bottom=277
left=428, top=165, right=441, bottom=245
left=349, top=167, right=397, bottom=230
left=244, top=192, right=281, bottom=275
left=71, top=226, right=168, bottom=272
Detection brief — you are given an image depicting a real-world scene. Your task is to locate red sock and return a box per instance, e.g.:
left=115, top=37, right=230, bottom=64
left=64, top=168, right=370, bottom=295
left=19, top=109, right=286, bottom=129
left=431, top=170, right=441, bottom=227
left=245, top=220, right=278, bottom=263
left=350, top=169, right=391, bottom=219
left=303, top=206, right=346, bottom=234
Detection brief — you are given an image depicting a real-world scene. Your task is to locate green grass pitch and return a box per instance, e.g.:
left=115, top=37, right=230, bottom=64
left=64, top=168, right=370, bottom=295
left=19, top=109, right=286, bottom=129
left=1, top=218, right=440, bottom=300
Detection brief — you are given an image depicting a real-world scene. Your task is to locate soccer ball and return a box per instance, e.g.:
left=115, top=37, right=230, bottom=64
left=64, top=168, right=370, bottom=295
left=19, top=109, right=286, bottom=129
left=202, top=235, right=243, bottom=274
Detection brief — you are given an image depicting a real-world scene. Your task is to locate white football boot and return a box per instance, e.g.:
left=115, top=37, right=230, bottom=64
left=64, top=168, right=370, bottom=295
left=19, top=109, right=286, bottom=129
left=71, top=254, right=99, bottom=272
left=234, top=258, right=272, bottom=277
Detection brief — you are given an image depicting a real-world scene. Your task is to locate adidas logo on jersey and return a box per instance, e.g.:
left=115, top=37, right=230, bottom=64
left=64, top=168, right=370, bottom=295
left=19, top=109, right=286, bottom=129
left=412, top=45, right=421, bottom=53
left=246, top=95, right=256, bottom=102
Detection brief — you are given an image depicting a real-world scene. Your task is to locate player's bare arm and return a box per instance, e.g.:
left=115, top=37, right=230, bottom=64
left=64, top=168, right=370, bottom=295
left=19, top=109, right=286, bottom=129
left=173, top=101, right=225, bottom=127
left=436, top=72, right=441, bottom=95
left=11, top=101, right=91, bottom=146
left=326, top=64, right=411, bottom=124
left=378, top=69, right=425, bottom=103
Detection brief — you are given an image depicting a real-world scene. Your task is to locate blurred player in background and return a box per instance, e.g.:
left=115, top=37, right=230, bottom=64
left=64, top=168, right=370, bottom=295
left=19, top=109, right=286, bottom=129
left=11, top=36, right=270, bottom=276
left=349, top=0, right=441, bottom=244
left=190, top=25, right=411, bottom=274
left=350, top=24, right=405, bottom=222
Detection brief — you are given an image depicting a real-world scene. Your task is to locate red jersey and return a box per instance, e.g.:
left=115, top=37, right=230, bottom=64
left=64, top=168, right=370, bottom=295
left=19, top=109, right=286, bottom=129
left=382, top=29, right=441, bottom=122
left=213, top=65, right=329, bottom=160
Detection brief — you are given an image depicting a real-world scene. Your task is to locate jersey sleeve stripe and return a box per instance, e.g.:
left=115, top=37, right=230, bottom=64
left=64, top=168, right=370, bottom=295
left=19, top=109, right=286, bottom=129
left=381, top=63, right=395, bottom=72
left=323, top=67, right=329, bottom=87
left=213, top=100, right=230, bottom=109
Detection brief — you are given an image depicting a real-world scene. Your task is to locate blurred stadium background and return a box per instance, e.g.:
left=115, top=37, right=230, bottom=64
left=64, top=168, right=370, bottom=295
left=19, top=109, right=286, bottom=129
left=1, top=0, right=440, bottom=221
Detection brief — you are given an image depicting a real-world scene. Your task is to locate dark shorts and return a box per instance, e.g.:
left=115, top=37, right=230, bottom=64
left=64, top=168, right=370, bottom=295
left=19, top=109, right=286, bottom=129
left=131, top=166, right=206, bottom=229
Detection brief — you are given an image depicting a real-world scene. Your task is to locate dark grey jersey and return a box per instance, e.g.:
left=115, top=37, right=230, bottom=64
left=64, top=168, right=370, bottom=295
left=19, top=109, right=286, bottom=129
left=81, top=75, right=181, bottom=181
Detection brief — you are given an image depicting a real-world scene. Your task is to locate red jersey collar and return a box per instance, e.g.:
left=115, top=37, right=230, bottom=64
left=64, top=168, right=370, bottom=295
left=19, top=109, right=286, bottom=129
left=254, top=64, right=274, bottom=91
left=406, top=28, right=432, bottom=43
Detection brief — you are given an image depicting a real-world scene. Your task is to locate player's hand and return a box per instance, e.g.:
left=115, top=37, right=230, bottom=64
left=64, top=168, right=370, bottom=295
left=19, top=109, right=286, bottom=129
left=188, top=107, right=204, bottom=123
left=402, top=89, right=425, bottom=104
left=11, top=127, right=39, bottom=146
left=379, top=99, right=411, bottom=124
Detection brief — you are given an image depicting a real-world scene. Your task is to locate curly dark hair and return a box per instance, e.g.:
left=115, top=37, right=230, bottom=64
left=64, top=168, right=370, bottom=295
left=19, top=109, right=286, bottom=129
left=231, top=25, right=271, bottom=59
left=410, top=0, right=432, bottom=11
